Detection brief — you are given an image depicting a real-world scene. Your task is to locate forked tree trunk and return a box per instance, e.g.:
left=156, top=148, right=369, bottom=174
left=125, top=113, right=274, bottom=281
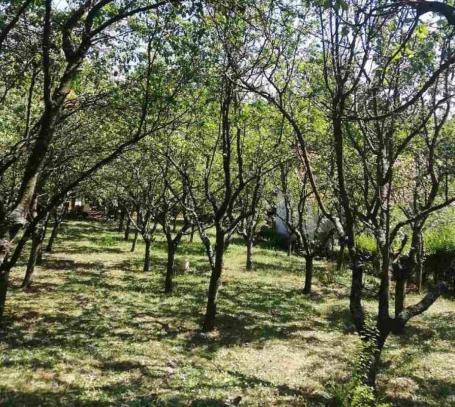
left=303, top=255, right=314, bottom=294
left=143, top=238, right=152, bottom=272
left=164, top=241, right=176, bottom=294
left=189, top=225, right=195, bottom=243
left=202, top=230, right=225, bottom=332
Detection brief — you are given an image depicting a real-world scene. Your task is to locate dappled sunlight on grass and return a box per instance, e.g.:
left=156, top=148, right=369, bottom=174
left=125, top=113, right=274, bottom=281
left=0, top=220, right=453, bottom=406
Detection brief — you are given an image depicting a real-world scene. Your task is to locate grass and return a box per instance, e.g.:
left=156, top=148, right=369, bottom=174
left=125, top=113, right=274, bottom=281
left=0, top=220, right=454, bottom=406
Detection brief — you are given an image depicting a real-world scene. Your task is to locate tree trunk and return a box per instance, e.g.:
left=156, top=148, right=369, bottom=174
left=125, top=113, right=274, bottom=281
left=21, top=229, right=42, bottom=289
left=360, top=332, right=387, bottom=388
left=394, top=276, right=406, bottom=332
left=394, top=225, right=422, bottom=325
left=189, top=225, right=195, bottom=243
left=36, top=216, right=49, bottom=265
left=0, top=269, right=9, bottom=321
left=416, top=231, right=424, bottom=293
left=303, top=255, right=314, bottom=294
left=131, top=230, right=138, bottom=252
left=164, top=241, right=176, bottom=294
left=143, top=239, right=152, bottom=272
left=336, top=241, right=345, bottom=270
left=202, top=230, right=224, bottom=332
left=45, top=219, right=60, bottom=253
left=288, top=239, right=293, bottom=257
left=35, top=236, right=44, bottom=265
left=124, top=215, right=131, bottom=241
left=118, top=208, right=126, bottom=232
left=246, top=239, right=253, bottom=271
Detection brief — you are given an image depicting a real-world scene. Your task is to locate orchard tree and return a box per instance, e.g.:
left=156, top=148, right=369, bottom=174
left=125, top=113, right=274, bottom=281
left=278, top=162, right=335, bottom=294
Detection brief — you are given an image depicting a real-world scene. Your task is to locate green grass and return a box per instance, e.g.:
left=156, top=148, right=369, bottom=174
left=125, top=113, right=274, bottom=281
left=0, top=220, right=454, bottom=406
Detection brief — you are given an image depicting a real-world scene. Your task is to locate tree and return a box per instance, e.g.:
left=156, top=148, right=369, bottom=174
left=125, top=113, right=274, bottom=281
left=278, top=162, right=335, bottom=294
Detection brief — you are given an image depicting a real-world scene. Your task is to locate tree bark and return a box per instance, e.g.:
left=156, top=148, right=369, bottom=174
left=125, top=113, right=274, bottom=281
left=416, top=237, right=424, bottom=293
left=164, top=242, right=176, bottom=294
left=143, top=238, right=152, bottom=272
left=202, top=230, right=224, bottom=332
left=336, top=241, right=345, bottom=270
left=395, top=281, right=447, bottom=329
left=118, top=207, right=126, bottom=232
left=124, top=214, right=131, bottom=241
left=303, top=255, right=314, bottom=294
left=0, top=269, right=9, bottom=321
left=131, top=230, right=138, bottom=252
left=36, top=215, right=49, bottom=265
left=45, top=218, right=60, bottom=253
left=246, top=239, right=253, bottom=271
left=360, top=332, right=387, bottom=388
left=349, top=249, right=366, bottom=334
left=21, top=228, right=42, bottom=289
left=394, top=276, right=406, bottom=330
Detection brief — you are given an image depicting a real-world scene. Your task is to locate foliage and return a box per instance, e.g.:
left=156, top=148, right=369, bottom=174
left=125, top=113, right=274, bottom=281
left=425, top=223, right=455, bottom=256
left=356, top=234, right=377, bottom=255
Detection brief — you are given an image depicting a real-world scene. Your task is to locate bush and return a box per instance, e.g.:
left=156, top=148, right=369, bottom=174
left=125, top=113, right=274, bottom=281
left=424, top=224, right=455, bottom=256
left=356, top=233, right=377, bottom=255
left=328, top=382, right=391, bottom=407
left=351, top=384, right=376, bottom=407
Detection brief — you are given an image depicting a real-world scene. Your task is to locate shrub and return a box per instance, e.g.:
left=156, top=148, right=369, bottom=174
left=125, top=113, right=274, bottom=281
left=424, top=224, right=455, bottom=256
left=351, top=384, right=376, bottom=407
left=356, top=233, right=377, bottom=254
left=328, top=382, right=391, bottom=407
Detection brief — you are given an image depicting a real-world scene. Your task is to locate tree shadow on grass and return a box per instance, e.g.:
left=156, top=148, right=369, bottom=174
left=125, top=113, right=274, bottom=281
left=42, top=258, right=106, bottom=272
left=61, top=245, right=125, bottom=255
left=396, top=312, right=455, bottom=343
left=0, top=220, right=376, bottom=406
left=382, top=376, right=455, bottom=407
left=324, top=304, right=356, bottom=334
left=179, top=282, right=325, bottom=357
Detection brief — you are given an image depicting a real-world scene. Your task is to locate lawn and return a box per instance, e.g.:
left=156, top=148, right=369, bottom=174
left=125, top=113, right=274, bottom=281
left=0, top=220, right=454, bottom=406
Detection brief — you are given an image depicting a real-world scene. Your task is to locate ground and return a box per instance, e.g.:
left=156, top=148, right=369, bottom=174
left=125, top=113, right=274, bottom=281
left=0, top=220, right=454, bottom=406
